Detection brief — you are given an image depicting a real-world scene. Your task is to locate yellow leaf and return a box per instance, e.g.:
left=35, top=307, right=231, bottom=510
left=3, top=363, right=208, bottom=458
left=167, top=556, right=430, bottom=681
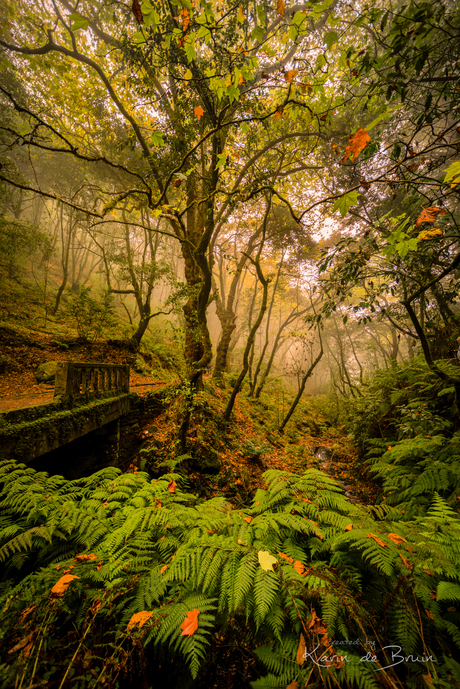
left=237, top=5, right=245, bottom=22
left=284, top=69, right=299, bottom=83
left=296, top=633, right=306, bottom=665
left=180, top=609, right=199, bottom=636
left=258, top=550, right=277, bottom=571
left=417, top=228, right=443, bottom=240
left=126, top=611, right=153, bottom=631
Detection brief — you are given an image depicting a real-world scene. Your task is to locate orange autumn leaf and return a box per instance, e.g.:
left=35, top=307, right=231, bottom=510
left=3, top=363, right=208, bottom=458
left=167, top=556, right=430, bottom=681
left=51, top=574, right=80, bottom=597
left=168, top=480, right=177, bottom=493
left=194, top=106, right=204, bottom=120
left=278, top=552, right=294, bottom=564
left=388, top=533, right=407, bottom=545
left=296, top=633, right=306, bottom=665
left=243, top=516, right=252, bottom=523
left=284, top=69, right=299, bottom=84
left=126, top=611, right=154, bottom=631
left=294, top=560, right=306, bottom=576
left=180, top=609, right=199, bottom=636
left=74, top=553, right=97, bottom=562
left=275, top=107, right=284, bottom=120
left=155, top=497, right=162, bottom=508
left=180, top=8, right=190, bottom=30
left=308, top=610, right=328, bottom=635
left=367, top=533, right=388, bottom=547
left=341, top=128, right=371, bottom=163
left=344, top=524, right=353, bottom=531
left=277, top=0, right=285, bottom=17
left=399, top=553, right=412, bottom=569
left=160, top=565, right=168, bottom=574
left=286, top=682, right=300, bottom=689
left=415, top=206, right=447, bottom=227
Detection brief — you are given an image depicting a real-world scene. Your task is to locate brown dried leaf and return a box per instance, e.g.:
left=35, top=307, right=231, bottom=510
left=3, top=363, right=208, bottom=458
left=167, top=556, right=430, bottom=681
left=51, top=574, right=80, bottom=597
left=341, top=128, right=371, bottom=163
left=387, top=533, right=407, bottom=545
left=8, top=631, right=36, bottom=655
left=308, top=610, right=328, bottom=635
left=18, top=605, right=36, bottom=624
left=367, top=533, right=388, bottom=548
left=132, top=0, right=143, bottom=24
left=415, top=207, right=447, bottom=227
left=399, top=553, right=411, bottom=569
left=296, top=633, right=306, bottom=665
left=127, top=611, right=154, bottom=631
left=286, top=682, right=300, bottom=689
left=284, top=69, right=299, bottom=84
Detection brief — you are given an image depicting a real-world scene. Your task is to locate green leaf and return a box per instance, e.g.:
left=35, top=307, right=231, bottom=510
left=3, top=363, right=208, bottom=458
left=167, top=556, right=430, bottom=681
left=324, top=31, right=338, bottom=50
left=333, top=190, right=360, bottom=217
left=437, top=581, right=460, bottom=601
left=443, top=161, right=460, bottom=188
left=258, top=550, right=277, bottom=572
left=184, top=38, right=197, bottom=62
left=69, top=12, right=89, bottom=31
left=215, top=153, right=227, bottom=170
left=151, top=131, right=165, bottom=147
left=437, top=387, right=456, bottom=397
left=316, top=53, right=327, bottom=69
left=365, top=105, right=403, bottom=132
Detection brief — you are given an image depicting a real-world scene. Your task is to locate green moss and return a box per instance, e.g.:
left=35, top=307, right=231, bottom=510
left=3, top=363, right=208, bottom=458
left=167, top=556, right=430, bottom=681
left=0, top=393, right=133, bottom=460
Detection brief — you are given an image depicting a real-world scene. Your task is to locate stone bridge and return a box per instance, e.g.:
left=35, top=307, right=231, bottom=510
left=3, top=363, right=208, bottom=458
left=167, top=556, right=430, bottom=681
left=0, top=362, right=164, bottom=476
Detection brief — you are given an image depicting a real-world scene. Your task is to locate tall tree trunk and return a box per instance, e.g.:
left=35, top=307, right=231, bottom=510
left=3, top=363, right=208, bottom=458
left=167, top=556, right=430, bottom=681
left=279, top=332, right=323, bottom=433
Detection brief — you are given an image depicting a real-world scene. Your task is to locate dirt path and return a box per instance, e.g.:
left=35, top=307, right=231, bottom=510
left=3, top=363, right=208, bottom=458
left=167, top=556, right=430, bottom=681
left=0, top=380, right=168, bottom=414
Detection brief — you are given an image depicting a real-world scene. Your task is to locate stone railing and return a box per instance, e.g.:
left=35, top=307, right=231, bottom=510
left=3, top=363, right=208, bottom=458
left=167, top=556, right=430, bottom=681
left=54, top=362, right=130, bottom=401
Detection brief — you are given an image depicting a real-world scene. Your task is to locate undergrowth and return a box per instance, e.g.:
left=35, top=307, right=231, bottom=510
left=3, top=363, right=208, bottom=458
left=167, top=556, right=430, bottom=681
left=1, top=460, right=460, bottom=688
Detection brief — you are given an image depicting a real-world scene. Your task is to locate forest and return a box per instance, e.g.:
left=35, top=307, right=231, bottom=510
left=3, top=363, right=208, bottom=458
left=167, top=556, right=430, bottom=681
left=0, top=0, right=459, bottom=687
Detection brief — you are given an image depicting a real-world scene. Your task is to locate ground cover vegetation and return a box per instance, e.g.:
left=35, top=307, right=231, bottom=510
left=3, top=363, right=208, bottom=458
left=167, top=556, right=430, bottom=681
left=0, top=0, right=460, bottom=686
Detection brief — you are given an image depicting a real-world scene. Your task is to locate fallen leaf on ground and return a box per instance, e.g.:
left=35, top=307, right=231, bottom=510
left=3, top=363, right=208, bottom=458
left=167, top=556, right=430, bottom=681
left=296, top=633, right=306, bottom=665
left=258, top=550, right=278, bottom=571
left=51, top=574, right=80, bottom=597
left=127, top=611, right=154, bottom=631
